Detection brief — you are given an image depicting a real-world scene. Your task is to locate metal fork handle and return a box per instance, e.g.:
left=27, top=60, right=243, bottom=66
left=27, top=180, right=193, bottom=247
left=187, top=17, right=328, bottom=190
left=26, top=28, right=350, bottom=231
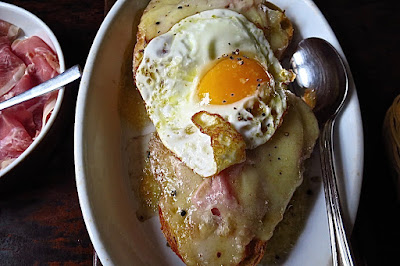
left=0, top=64, right=81, bottom=111
left=320, top=118, right=355, bottom=266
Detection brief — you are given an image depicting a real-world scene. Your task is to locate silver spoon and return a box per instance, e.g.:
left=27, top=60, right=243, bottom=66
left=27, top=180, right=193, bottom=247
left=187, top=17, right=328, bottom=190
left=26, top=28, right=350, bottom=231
left=0, top=64, right=82, bottom=111
left=290, top=37, right=354, bottom=266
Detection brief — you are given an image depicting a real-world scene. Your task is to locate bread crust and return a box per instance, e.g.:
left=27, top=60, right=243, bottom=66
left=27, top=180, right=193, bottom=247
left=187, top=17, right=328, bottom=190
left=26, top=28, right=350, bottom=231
left=159, top=207, right=184, bottom=262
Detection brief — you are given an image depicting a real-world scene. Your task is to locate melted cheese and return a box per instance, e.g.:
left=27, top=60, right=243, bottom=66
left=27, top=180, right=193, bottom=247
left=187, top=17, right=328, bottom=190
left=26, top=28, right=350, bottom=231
left=148, top=94, right=318, bottom=265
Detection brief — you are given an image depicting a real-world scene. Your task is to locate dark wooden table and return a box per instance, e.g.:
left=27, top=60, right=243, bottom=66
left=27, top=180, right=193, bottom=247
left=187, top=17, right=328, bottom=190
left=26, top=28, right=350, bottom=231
left=0, top=0, right=399, bottom=265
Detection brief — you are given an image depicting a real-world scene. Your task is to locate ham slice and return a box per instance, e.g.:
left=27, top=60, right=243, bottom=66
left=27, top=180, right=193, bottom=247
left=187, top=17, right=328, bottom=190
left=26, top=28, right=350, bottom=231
left=12, top=36, right=59, bottom=83
left=1, top=73, right=46, bottom=135
left=11, top=36, right=60, bottom=125
left=1, top=72, right=37, bottom=101
left=192, top=166, right=242, bottom=210
left=0, top=19, right=20, bottom=41
left=0, top=36, right=26, bottom=97
left=0, top=106, right=36, bottom=168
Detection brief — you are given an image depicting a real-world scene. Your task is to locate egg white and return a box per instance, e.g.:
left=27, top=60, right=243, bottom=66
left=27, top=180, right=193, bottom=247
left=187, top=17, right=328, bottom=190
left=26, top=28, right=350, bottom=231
left=135, top=9, right=293, bottom=177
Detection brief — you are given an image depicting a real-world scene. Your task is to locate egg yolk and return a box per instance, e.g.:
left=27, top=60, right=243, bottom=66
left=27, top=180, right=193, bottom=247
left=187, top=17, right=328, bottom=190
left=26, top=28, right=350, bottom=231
left=197, top=55, right=270, bottom=105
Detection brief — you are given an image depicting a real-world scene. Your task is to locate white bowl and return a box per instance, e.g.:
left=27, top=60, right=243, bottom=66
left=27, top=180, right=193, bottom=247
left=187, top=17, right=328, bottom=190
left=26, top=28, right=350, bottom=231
left=75, top=0, right=363, bottom=265
left=0, top=2, right=66, bottom=178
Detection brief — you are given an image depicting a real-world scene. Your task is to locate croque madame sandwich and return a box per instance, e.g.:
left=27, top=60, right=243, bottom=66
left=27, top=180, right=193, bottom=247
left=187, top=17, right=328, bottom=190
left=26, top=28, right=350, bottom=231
left=132, top=0, right=319, bottom=265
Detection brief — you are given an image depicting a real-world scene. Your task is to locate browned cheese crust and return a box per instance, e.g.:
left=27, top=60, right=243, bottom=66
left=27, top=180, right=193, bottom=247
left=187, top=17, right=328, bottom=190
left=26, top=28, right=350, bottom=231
left=158, top=204, right=267, bottom=266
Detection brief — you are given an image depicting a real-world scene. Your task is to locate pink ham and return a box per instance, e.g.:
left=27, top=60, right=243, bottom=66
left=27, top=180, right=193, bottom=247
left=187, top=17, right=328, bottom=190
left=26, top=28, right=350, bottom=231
left=0, top=106, right=36, bottom=168
left=1, top=72, right=37, bottom=102
left=0, top=36, right=26, bottom=97
left=12, top=36, right=59, bottom=83
left=0, top=19, right=20, bottom=41
left=1, top=73, right=47, bottom=135
left=0, top=73, right=38, bottom=167
left=11, top=36, right=60, bottom=126
left=192, top=164, right=243, bottom=214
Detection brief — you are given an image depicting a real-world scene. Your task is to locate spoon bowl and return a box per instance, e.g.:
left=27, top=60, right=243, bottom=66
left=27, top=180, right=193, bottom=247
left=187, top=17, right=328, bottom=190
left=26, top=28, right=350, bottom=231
left=291, top=38, right=348, bottom=124
left=290, top=37, right=354, bottom=266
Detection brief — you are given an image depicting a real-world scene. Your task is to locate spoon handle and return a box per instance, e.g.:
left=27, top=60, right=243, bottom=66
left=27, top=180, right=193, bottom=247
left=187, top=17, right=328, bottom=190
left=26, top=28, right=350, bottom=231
left=0, top=65, right=82, bottom=111
left=320, top=118, right=355, bottom=266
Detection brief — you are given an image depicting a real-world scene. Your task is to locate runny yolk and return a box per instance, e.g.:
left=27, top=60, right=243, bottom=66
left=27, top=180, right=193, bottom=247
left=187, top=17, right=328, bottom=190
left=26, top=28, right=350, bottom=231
left=197, top=55, right=270, bottom=105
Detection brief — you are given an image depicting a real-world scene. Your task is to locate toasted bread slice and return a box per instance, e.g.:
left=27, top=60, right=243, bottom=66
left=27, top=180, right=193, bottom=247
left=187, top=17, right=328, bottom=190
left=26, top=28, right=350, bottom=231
left=148, top=94, right=319, bottom=265
left=133, top=0, right=294, bottom=74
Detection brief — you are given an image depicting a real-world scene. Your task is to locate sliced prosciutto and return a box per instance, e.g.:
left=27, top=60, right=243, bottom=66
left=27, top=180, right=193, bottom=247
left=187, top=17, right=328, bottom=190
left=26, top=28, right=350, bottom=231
left=0, top=20, right=60, bottom=169
left=12, top=36, right=59, bottom=83
left=0, top=106, right=36, bottom=167
left=0, top=19, right=20, bottom=41
left=0, top=36, right=26, bottom=97
left=1, top=73, right=46, bottom=134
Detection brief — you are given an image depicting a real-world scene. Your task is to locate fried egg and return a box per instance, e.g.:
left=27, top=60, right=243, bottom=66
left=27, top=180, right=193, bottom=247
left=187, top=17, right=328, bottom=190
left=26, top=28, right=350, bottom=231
left=135, top=9, right=294, bottom=177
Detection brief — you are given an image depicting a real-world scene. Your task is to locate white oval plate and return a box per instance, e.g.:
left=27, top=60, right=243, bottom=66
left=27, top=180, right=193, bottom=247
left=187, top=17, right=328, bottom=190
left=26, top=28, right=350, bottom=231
left=74, top=0, right=363, bottom=265
left=0, top=2, right=65, bottom=177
